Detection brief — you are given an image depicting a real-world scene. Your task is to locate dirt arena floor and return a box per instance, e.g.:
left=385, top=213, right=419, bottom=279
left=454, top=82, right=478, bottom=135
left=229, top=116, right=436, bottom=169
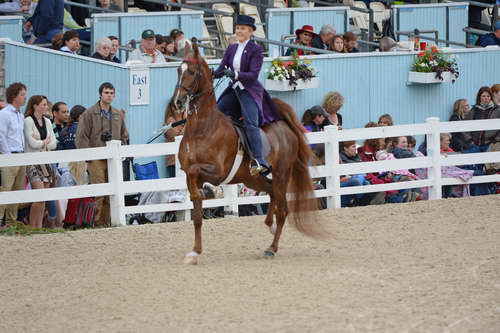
left=1, top=195, right=500, bottom=333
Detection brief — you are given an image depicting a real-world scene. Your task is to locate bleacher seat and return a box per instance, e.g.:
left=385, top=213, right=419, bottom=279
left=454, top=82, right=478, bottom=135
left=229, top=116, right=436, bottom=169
left=274, top=0, right=287, bottom=8
left=350, top=1, right=369, bottom=31
left=213, top=3, right=234, bottom=48
left=369, top=2, right=390, bottom=32
left=240, top=4, right=266, bottom=39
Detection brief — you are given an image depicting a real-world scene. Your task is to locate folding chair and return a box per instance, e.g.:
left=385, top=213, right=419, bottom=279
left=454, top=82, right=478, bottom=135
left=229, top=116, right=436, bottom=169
left=240, top=4, right=266, bottom=39
left=213, top=3, right=234, bottom=48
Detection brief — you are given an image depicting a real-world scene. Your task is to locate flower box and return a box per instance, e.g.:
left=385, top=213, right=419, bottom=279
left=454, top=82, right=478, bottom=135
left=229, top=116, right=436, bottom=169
left=265, top=77, right=319, bottom=91
left=408, top=71, right=455, bottom=84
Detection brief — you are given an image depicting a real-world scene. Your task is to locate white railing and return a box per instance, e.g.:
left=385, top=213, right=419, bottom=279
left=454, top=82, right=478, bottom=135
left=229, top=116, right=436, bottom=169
left=1, top=117, right=500, bottom=226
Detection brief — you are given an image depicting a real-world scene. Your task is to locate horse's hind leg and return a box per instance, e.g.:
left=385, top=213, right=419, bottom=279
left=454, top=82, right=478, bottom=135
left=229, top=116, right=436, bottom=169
left=264, top=194, right=276, bottom=234
left=264, top=191, right=288, bottom=258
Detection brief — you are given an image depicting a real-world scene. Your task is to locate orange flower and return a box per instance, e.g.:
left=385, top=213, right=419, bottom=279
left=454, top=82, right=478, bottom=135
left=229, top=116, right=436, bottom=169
left=282, top=61, right=293, bottom=67
left=417, top=51, right=425, bottom=57
left=431, top=46, right=438, bottom=53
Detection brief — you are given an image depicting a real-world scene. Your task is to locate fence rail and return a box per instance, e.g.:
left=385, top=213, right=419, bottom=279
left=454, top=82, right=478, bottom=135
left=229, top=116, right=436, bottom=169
left=1, top=117, right=500, bottom=226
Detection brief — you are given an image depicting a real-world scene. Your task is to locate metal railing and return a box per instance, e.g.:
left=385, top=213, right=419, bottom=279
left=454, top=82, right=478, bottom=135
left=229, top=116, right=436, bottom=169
left=295, top=0, right=344, bottom=7
left=184, top=0, right=274, bottom=18
left=137, top=0, right=233, bottom=16
left=463, top=26, right=490, bottom=45
left=64, top=0, right=123, bottom=13
left=395, top=29, right=478, bottom=48
left=350, top=6, right=375, bottom=46
left=209, top=29, right=336, bottom=55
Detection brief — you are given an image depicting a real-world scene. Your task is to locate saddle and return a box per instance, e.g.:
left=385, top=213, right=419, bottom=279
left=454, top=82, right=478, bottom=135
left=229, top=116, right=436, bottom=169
left=232, top=120, right=270, bottom=161
left=220, top=121, right=271, bottom=185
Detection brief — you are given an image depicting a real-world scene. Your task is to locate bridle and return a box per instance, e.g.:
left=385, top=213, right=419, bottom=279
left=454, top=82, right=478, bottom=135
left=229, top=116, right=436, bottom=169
left=173, top=57, right=225, bottom=116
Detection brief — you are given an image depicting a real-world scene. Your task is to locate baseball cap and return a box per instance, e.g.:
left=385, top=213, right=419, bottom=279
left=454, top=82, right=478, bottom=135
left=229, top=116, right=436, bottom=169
left=308, top=105, right=329, bottom=118
left=142, top=29, right=155, bottom=39
left=170, top=29, right=184, bottom=38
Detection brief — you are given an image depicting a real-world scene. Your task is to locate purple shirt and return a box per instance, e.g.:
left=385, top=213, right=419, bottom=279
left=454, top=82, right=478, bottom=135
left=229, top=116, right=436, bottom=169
left=214, top=40, right=280, bottom=125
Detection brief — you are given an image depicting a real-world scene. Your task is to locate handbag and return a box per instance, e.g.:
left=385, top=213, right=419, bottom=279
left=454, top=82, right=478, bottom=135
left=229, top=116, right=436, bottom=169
left=132, top=161, right=159, bottom=180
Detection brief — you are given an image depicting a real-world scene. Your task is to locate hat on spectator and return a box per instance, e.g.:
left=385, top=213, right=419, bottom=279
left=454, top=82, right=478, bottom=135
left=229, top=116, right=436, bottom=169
left=142, top=29, right=155, bottom=39
left=295, top=25, right=318, bottom=38
left=170, top=29, right=184, bottom=39
left=495, top=20, right=500, bottom=31
left=307, top=105, right=329, bottom=118
left=234, top=15, right=256, bottom=31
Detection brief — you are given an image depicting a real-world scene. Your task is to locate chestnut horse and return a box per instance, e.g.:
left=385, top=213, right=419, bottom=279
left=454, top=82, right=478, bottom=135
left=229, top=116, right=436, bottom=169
left=172, top=43, right=324, bottom=264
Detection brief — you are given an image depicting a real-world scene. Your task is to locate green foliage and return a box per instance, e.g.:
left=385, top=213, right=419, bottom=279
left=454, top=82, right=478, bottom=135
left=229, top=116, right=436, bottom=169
left=412, top=47, right=459, bottom=81
left=267, top=52, right=317, bottom=86
left=0, top=222, right=65, bottom=236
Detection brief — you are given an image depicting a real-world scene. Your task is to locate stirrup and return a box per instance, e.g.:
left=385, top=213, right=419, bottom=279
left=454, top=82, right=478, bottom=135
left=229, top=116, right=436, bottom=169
left=249, top=160, right=270, bottom=177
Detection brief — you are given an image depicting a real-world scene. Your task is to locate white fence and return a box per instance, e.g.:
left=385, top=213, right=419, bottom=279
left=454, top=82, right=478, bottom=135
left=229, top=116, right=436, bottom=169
left=1, top=117, right=500, bottom=226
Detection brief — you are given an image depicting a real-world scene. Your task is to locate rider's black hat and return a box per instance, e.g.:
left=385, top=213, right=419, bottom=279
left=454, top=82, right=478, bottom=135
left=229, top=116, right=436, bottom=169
left=235, top=15, right=257, bottom=31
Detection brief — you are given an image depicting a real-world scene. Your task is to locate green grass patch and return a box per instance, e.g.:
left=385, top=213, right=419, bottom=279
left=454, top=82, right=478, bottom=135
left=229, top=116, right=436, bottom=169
left=0, top=222, right=66, bottom=236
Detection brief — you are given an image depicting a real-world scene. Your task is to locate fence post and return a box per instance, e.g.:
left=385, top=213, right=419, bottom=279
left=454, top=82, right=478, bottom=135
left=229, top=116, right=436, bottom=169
left=324, top=125, right=341, bottom=209
left=426, top=117, right=442, bottom=200
left=106, top=140, right=126, bottom=226
left=223, top=184, right=239, bottom=217
left=175, top=135, right=191, bottom=222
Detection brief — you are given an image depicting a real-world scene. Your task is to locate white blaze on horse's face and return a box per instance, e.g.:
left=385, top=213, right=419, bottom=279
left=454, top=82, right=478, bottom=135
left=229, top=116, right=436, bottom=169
left=174, top=62, right=189, bottom=108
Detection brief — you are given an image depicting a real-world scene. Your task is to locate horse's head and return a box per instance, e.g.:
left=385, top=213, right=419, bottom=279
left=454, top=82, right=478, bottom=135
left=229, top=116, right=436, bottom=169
left=172, top=38, right=211, bottom=113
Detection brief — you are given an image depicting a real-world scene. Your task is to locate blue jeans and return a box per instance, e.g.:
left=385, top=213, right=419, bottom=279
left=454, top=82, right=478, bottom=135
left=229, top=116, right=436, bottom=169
left=33, top=29, right=62, bottom=44
left=217, top=88, right=267, bottom=166
left=47, top=200, right=56, bottom=219
left=341, top=175, right=369, bottom=207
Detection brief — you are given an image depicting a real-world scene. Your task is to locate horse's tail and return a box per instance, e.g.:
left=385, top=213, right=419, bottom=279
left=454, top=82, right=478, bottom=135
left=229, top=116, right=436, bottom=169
left=271, top=98, right=330, bottom=239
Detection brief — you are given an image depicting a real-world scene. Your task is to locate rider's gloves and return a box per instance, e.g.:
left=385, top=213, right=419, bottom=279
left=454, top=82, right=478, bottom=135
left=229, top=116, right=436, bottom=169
left=223, top=69, right=236, bottom=79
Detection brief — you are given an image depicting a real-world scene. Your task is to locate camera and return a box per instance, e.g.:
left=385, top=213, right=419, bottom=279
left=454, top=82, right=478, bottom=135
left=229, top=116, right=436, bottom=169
left=101, top=131, right=112, bottom=142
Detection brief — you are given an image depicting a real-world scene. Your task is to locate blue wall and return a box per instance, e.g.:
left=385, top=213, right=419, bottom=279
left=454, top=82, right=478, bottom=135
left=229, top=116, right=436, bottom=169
left=394, top=3, right=468, bottom=46
left=266, top=7, right=349, bottom=56
left=5, top=41, right=500, bottom=177
left=4, top=43, right=128, bottom=116
left=0, top=16, right=23, bottom=42
left=91, top=11, right=204, bottom=58
left=257, top=49, right=499, bottom=129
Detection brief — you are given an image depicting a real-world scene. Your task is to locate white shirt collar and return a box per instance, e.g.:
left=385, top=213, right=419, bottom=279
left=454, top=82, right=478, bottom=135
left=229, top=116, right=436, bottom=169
left=3, top=104, right=19, bottom=113
left=237, top=39, right=250, bottom=48
left=60, top=46, right=77, bottom=54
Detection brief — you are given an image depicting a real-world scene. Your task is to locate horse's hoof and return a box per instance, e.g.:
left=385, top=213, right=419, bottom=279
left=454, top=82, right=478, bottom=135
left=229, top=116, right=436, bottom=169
left=184, top=251, right=199, bottom=265
left=268, top=223, right=276, bottom=235
left=263, top=250, right=275, bottom=259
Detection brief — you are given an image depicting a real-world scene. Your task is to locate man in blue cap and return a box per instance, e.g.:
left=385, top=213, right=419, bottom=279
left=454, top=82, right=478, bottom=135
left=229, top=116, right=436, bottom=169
left=478, top=21, right=500, bottom=47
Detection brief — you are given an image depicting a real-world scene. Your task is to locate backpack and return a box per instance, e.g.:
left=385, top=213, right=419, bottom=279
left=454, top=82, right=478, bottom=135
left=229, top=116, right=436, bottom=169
left=63, top=197, right=97, bottom=229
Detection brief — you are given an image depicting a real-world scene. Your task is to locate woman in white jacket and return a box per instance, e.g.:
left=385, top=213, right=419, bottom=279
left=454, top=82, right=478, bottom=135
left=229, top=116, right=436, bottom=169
left=24, top=95, right=57, bottom=228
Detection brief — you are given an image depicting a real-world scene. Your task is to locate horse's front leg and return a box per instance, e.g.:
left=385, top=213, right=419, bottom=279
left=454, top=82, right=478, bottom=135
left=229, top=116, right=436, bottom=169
left=184, top=165, right=205, bottom=265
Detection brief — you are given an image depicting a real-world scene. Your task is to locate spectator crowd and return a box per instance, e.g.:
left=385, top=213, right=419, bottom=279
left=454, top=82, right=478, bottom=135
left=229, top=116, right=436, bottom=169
left=0, top=81, right=128, bottom=229
left=301, top=84, right=500, bottom=207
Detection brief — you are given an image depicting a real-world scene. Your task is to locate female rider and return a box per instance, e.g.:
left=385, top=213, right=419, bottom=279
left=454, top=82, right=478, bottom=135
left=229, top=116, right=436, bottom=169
left=213, top=15, right=279, bottom=175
